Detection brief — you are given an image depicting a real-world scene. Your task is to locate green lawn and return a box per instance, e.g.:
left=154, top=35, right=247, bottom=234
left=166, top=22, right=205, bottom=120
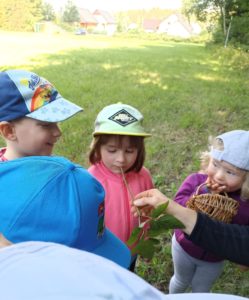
left=1, top=31, right=249, bottom=296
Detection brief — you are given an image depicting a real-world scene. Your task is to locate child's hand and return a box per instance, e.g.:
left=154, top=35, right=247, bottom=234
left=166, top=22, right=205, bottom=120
left=206, top=178, right=226, bottom=194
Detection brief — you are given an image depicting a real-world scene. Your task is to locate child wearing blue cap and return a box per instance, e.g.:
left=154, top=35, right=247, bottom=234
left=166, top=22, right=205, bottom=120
left=0, top=71, right=131, bottom=268
left=0, top=69, right=82, bottom=161
left=0, top=156, right=131, bottom=268
left=169, top=130, right=249, bottom=294
left=88, top=103, right=154, bottom=271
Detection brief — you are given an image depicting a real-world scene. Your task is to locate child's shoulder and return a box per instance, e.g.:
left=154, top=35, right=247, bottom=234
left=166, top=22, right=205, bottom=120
left=183, top=172, right=208, bottom=186
left=137, top=166, right=153, bottom=177
left=140, top=166, right=151, bottom=173
left=88, top=163, right=102, bottom=175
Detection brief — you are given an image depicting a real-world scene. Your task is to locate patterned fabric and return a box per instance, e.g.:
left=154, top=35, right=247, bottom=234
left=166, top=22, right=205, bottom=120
left=0, top=70, right=83, bottom=122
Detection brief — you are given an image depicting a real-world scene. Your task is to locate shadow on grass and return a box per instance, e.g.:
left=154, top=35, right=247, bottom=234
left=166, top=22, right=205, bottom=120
left=20, top=42, right=249, bottom=183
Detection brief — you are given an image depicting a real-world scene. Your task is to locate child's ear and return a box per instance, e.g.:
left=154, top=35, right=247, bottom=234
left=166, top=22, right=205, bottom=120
left=0, top=121, right=17, bottom=140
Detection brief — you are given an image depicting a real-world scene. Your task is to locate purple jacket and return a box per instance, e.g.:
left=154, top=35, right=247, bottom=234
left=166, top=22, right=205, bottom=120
left=174, top=173, right=249, bottom=262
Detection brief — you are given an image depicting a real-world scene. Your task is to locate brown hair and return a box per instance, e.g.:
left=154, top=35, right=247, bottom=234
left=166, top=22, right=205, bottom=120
left=89, top=134, right=145, bottom=172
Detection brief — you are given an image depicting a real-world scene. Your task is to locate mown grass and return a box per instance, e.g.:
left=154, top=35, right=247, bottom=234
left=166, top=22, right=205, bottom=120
left=1, top=31, right=249, bottom=297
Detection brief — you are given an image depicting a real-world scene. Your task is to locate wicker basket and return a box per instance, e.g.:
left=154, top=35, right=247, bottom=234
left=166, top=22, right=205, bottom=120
left=186, top=183, right=239, bottom=223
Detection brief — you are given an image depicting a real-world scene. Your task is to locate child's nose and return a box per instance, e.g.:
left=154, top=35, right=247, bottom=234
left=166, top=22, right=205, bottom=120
left=116, top=151, right=125, bottom=162
left=53, top=125, right=62, bottom=137
left=214, top=169, right=224, bottom=181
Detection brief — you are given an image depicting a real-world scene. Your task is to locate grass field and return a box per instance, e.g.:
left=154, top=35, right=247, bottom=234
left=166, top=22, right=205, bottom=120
left=1, top=31, right=249, bottom=296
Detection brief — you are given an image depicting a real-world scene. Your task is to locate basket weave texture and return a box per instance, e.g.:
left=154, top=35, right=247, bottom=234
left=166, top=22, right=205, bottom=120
left=186, top=183, right=239, bottom=223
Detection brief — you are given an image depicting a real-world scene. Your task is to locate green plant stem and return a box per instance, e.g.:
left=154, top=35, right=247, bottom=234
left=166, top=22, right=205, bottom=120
left=120, top=167, right=142, bottom=226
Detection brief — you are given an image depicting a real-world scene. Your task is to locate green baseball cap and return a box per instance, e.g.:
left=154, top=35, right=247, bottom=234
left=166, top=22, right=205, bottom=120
left=93, top=103, right=151, bottom=137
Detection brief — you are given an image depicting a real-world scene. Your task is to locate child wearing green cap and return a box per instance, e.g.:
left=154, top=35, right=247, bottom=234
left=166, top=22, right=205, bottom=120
left=88, top=103, right=154, bottom=271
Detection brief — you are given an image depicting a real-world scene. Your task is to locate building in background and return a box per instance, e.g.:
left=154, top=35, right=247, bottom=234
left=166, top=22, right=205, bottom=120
left=158, top=13, right=201, bottom=38
left=143, top=19, right=161, bottom=33
left=78, top=8, right=98, bottom=31
left=142, top=13, right=201, bottom=38
left=93, top=10, right=116, bottom=35
left=77, top=8, right=116, bottom=35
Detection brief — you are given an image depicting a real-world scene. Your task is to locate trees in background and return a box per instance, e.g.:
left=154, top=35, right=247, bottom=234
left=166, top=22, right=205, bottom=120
left=182, top=0, right=249, bottom=46
left=62, top=0, right=80, bottom=23
left=0, top=0, right=80, bottom=31
left=42, top=2, right=55, bottom=21
left=0, top=0, right=42, bottom=31
left=0, top=0, right=78, bottom=31
left=0, top=0, right=56, bottom=31
left=0, top=0, right=248, bottom=48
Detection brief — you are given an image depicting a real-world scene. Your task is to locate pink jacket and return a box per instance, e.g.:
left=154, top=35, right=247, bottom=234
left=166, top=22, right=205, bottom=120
left=88, top=162, right=154, bottom=242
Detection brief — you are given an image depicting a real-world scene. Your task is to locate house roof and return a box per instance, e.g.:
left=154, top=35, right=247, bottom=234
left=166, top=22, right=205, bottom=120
left=78, top=8, right=97, bottom=24
left=164, top=13, right=193, bottom=34
left=93, top=9, right=116, bottom=24
left=143, top=19, right=161, bottom=31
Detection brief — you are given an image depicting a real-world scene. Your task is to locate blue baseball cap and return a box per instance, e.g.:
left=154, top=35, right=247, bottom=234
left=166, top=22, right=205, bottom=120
left=0, top=70, right=83, bottom=122
left=211, top=130, right=249, bottom=171
left=0, top=156, right=131, bottom=268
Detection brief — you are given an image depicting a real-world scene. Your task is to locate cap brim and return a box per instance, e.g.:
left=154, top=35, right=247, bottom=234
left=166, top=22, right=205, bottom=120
left=93, top=131, right=151, bottom=137
left=26, top=97, right=83, bottom=122
left=93, top=229, right=131, bottom=268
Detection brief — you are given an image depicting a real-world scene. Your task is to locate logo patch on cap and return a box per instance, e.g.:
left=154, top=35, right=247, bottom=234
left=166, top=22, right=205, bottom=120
left=97, top=202, right=105, bottom=238
left=108, top=109, right=138, bottom=127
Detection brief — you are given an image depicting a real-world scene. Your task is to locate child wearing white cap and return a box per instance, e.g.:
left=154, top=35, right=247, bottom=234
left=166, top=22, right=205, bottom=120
left=0, top=69, right=83, bottom=161
left=88, top=103, right=154, bottom=270
left=168, top=130, right=249, bottom=293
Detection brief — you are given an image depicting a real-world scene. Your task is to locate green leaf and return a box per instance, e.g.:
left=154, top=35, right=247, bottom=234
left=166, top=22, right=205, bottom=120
left=148, top=215, right=184, bottom=237
left=126, top=227, right=142, bottom=247
left=131, top=238, right=160, bottom=259
left=151, top=202, right=168, bottom=218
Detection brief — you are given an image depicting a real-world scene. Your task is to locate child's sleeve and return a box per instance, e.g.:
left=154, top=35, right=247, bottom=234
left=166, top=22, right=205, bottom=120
left=189, top=212, right=249, bottom=266
left=174, top=173, right=203, bottom=207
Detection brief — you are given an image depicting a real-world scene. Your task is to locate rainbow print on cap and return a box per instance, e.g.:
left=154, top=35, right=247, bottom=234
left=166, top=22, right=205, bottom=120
left=31, top=83, right=58, bottom=112
left=0, top=70, right=83, bottom=122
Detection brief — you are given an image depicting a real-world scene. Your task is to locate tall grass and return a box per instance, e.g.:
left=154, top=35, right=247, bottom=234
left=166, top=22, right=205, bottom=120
left=1, top=32, right=249, bottom=296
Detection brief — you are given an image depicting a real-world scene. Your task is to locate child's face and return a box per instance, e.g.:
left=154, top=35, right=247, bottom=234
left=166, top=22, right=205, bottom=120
left=10, top=117, right=61, bottom=157
left=207, top=158, right=246, bottom=192
left=100, top=136, right=138, bottom=174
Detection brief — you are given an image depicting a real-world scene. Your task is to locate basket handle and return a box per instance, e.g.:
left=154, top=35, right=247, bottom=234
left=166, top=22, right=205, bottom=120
left=195, top=182, right=228, bottom=197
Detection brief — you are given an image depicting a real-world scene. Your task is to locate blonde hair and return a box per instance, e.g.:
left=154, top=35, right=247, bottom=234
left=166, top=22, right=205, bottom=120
left=88, top=134, right=146, bottom=172
left=200, top=136, right=249, bottom=201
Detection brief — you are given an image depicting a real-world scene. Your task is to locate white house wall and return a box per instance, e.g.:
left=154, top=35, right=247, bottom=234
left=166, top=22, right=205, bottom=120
left=158, top=19, right=191, bottom=38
